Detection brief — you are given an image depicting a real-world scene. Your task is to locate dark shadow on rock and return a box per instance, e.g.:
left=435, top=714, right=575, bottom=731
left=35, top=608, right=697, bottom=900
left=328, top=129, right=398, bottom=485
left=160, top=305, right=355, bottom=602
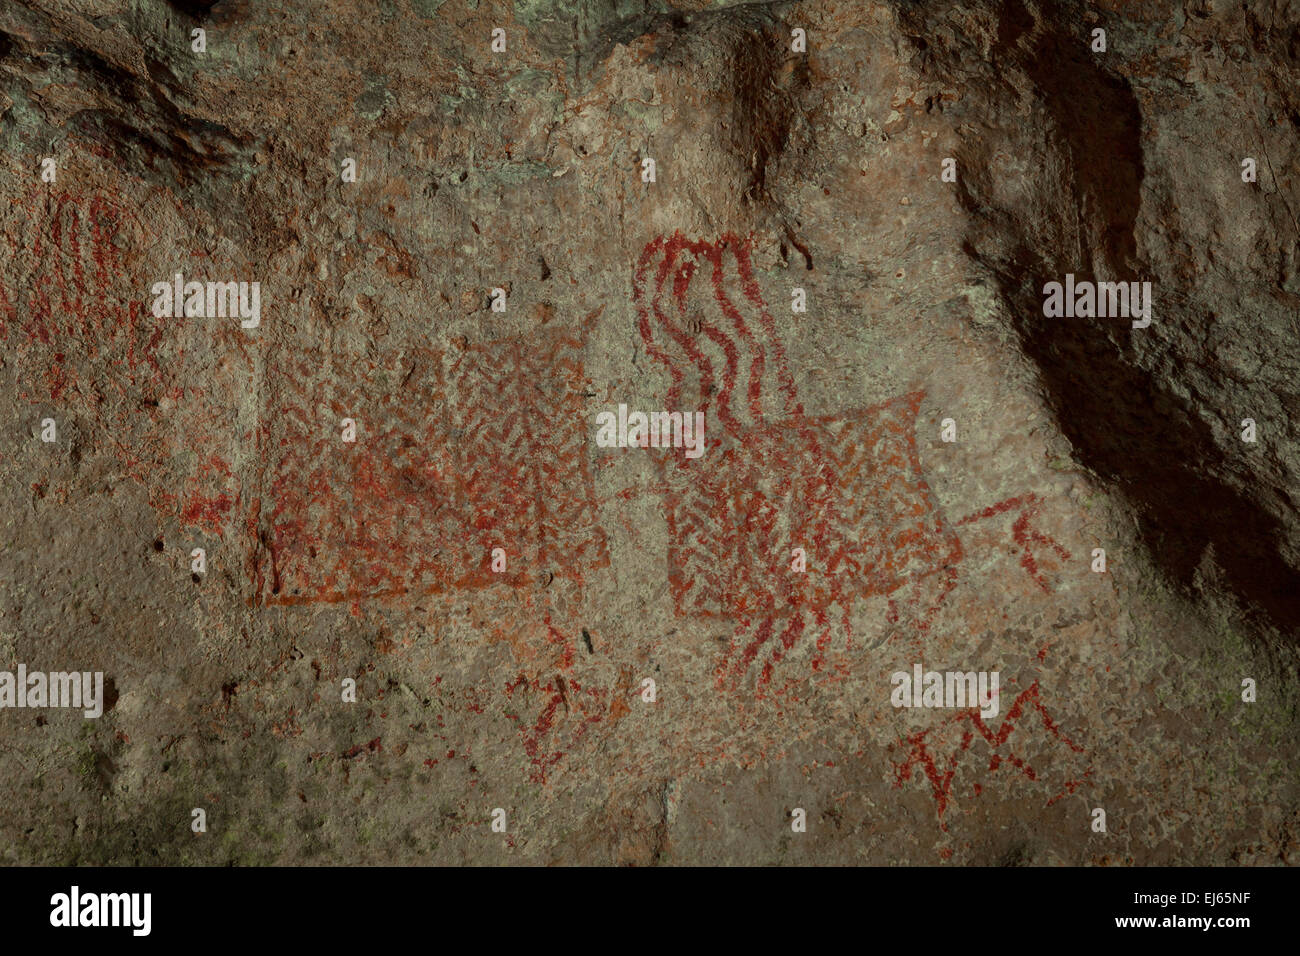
left=914, top=2, right=1300, bottom=637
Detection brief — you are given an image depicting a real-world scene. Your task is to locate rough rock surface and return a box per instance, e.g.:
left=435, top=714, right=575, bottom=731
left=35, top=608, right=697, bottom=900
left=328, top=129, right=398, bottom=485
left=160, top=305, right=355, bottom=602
left=1, top=0, right=1297, bottom=865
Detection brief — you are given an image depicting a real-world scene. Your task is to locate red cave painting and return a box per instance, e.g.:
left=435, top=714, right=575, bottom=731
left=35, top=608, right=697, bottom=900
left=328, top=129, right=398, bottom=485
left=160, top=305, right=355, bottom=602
left=891, top=677, right=1093, bottom=830
left=4, top=187, right=247, bottom=536
left=256, top=309, right=609, bottom=605
left=634, top=231, right=1075, bottom=693
left=5, top=192, right=1092, bottom=814
left=634, top=232, right=1090, bottom=821
left=503, top=616, right=612, bottom=785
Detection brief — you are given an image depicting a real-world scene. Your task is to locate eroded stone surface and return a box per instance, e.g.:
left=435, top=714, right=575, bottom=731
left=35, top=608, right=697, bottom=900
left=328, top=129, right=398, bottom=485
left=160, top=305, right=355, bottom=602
left=0, top=0, right=1297, bottom=865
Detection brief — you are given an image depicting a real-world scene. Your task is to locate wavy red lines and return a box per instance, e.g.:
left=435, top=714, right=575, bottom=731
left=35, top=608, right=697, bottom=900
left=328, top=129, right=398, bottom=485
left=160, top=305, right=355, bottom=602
left=634, top=233, right=1076, bottom=700
left=636, top=232, right=801, bottom=440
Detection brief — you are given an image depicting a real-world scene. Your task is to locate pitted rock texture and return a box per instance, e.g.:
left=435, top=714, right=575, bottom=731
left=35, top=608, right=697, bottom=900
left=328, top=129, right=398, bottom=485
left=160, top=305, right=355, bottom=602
left=0, top=0, right=1297, bottom=865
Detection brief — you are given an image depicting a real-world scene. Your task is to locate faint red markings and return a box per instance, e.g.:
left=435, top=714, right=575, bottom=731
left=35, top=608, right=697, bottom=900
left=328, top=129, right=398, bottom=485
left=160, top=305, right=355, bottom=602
left=181, top=453, right=237, bottom=535
left=505, top=665, right=608, bottom=784
left=953, top=494, right=1072, bottom=591
left=3, top=185, right=250, bottom=537
left=7, top=191, right=143, bottom=394
left=258, top=310, right=608, bottom=605
left=342, top=737, right=383, bottom=759
left=258, top=344, right=455, bottom=604
left=492, top=612, right=650, bottom=785
left=451, top=312, right=609, bottom=580
left=891, top=680, right=1093, bottom=829
left=634, top=232, right=1074, bottom=696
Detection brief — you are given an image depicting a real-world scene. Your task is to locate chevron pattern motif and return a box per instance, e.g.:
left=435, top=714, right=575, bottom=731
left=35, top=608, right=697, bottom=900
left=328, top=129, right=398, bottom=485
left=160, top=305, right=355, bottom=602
left=813, top=394, right=963, bottom=603
left=450, top=322, right=609, bottom=588
left=665, top=394, right=960, bottom=621
left=261, top=321, right=607, bottom=605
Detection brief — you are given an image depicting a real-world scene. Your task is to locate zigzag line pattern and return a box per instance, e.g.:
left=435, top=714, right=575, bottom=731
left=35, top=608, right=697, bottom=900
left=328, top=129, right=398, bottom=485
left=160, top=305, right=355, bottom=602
left=262, top=342, right=456, bottom=603
left=635, top=233, right=1071, bottom=696
left=892, top=680, right=1092, bottom=830
left=261, top=320, right=607, bottom=604
left=450, top=320, right=609, bottom=585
